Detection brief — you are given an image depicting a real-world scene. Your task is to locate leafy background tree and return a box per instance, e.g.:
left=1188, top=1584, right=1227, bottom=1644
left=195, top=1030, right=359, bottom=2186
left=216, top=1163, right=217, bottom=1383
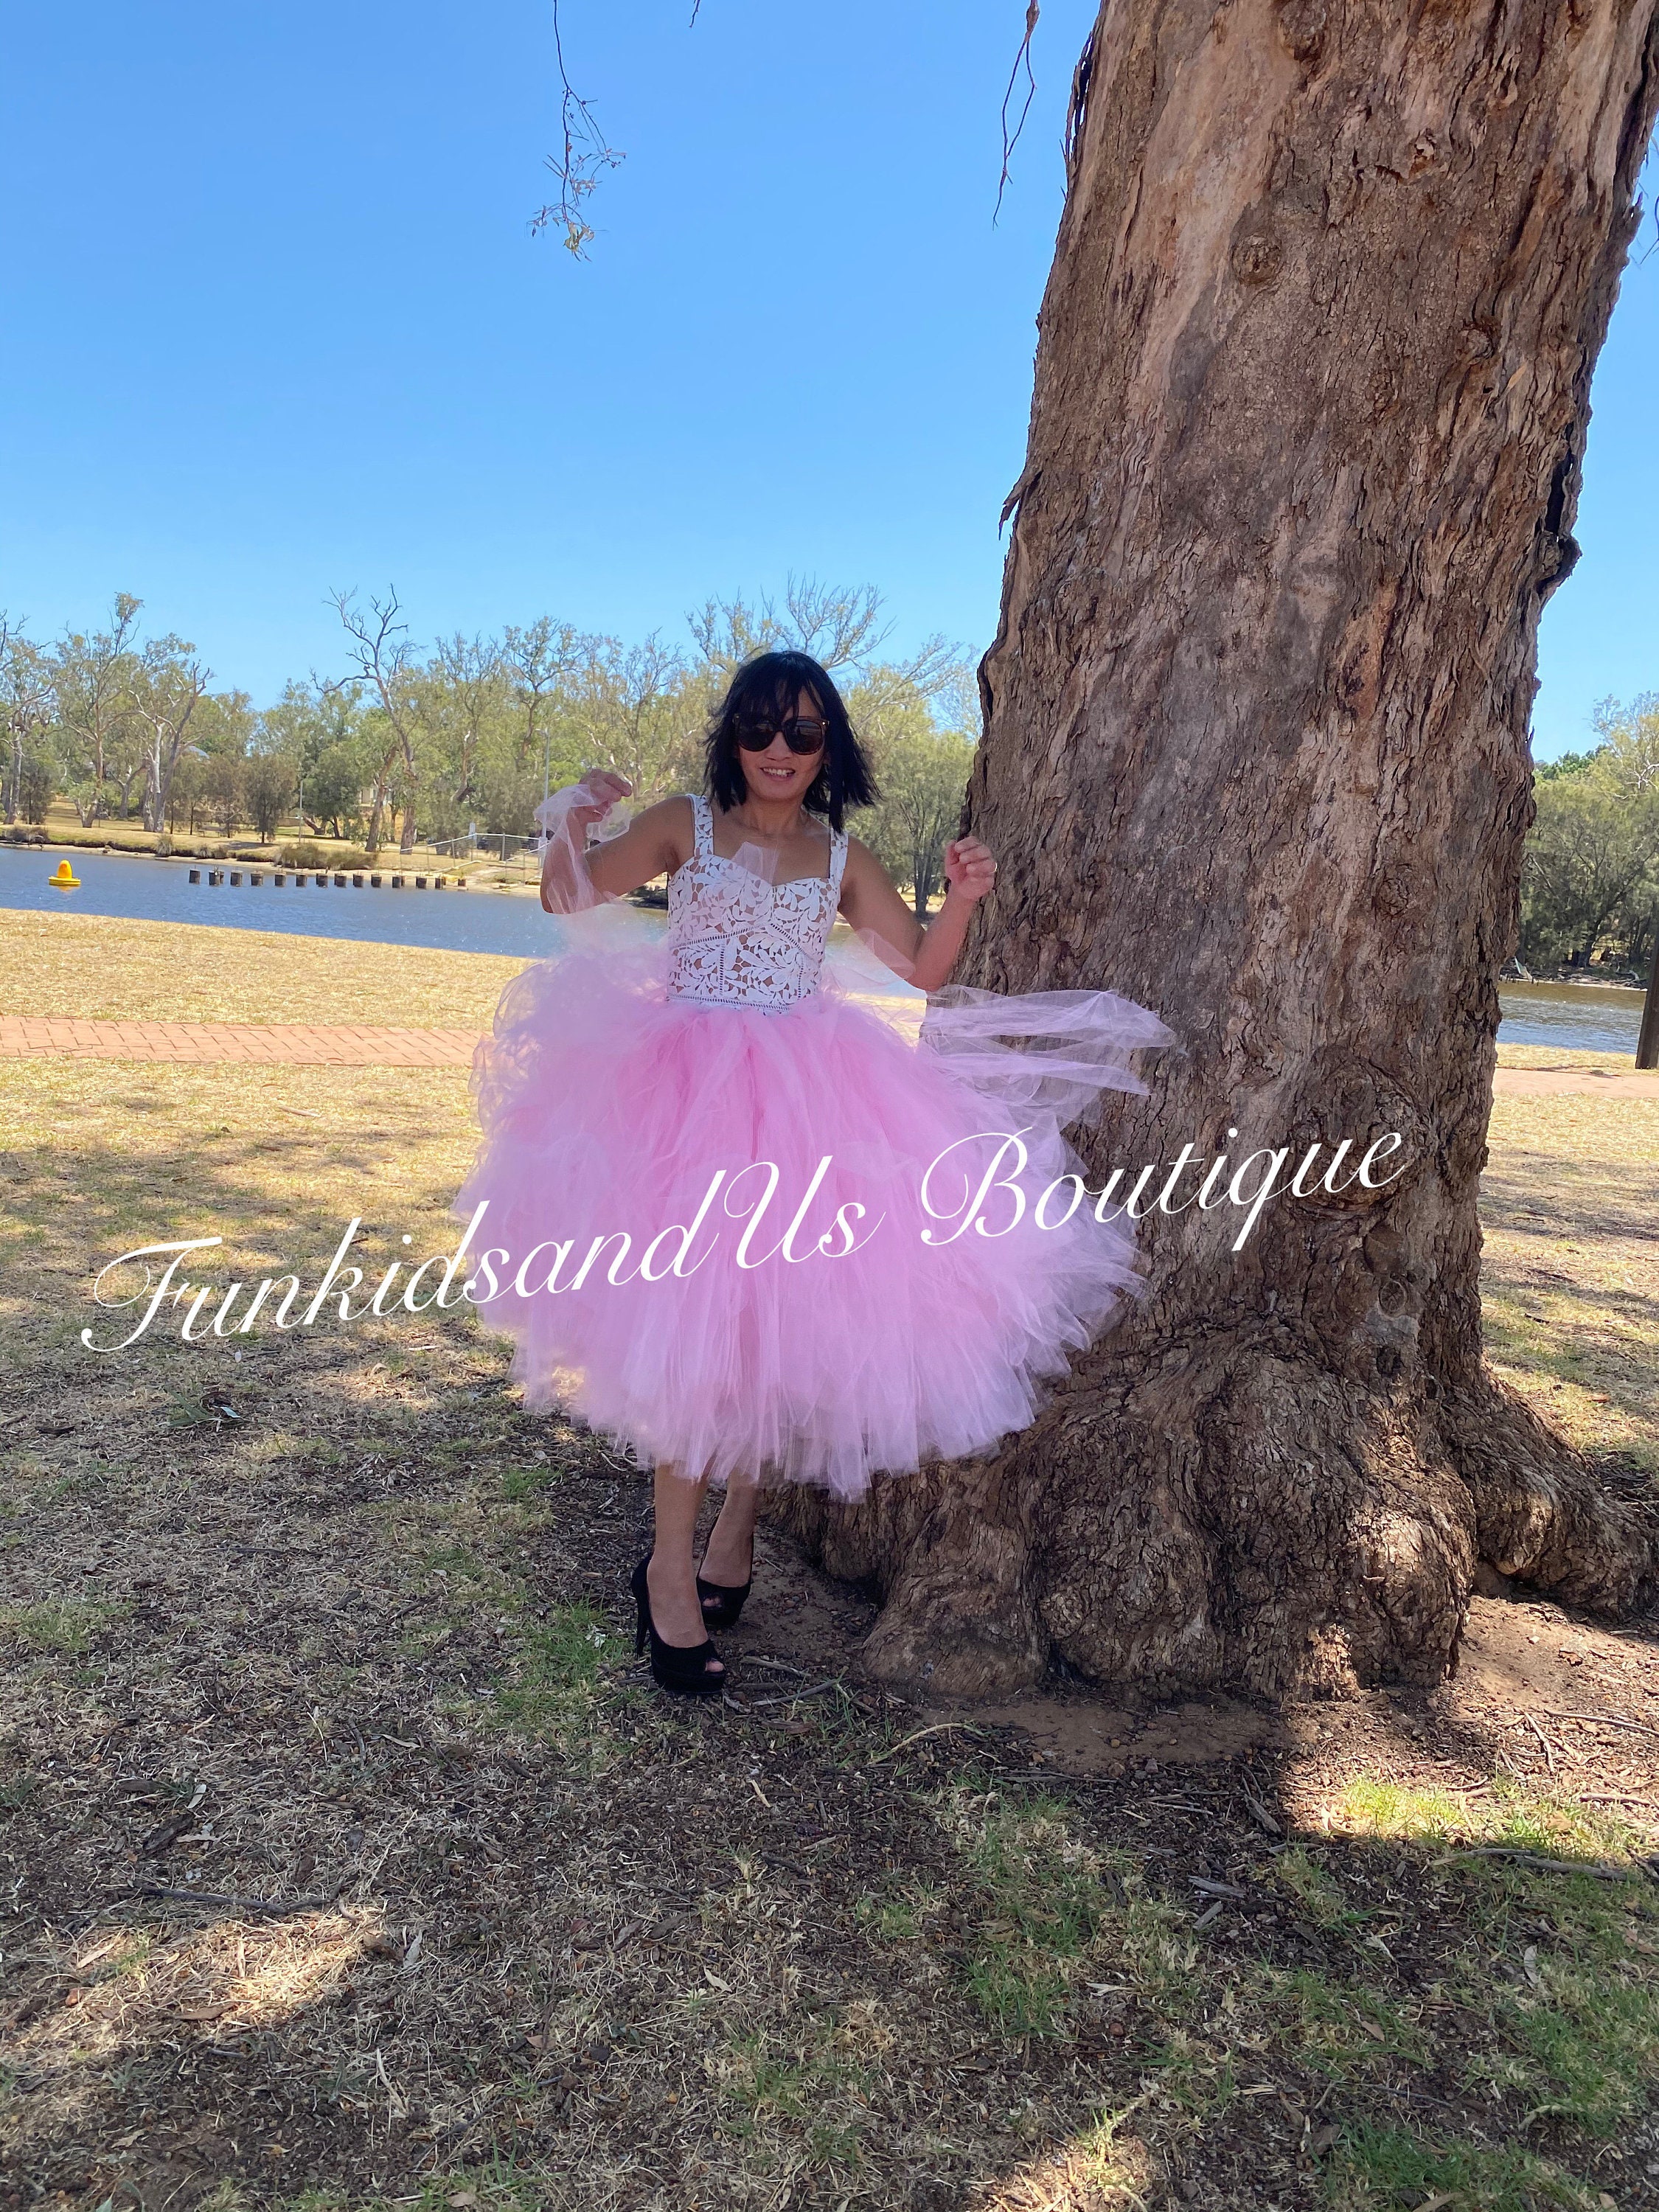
left=1520, top=695, right=1659, bottom=973
left=1, top=619, right=55, bottom=827
left=244, top=748, right=295, bottom=841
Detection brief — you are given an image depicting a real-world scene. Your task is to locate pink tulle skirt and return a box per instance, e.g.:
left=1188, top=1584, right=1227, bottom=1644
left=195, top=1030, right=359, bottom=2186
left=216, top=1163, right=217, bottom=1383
left=455, top=918, right=1172, bottom=1498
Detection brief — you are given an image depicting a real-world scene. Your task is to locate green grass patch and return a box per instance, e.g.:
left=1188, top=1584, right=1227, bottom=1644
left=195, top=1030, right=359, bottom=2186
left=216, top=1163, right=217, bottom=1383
left=961, top=1793, right=1116, bottom=1955
left=1449, top=1862, right=1659, bottom=2138
left=1488, top=1960, right=1659, bottom=2133
left=489, top=1601, right=613, bottom=1736
left=854, top=1874, right=947, bottom=1946
left=1258, top=1966, right=1427, bottom=2081
left=717, top=2034, right=867, bottom=2169
left=938, top=1788, right=1192, bottom=2038
left=956, top=1793, right=1115, bottom=2034
left=1340, top=1773, right=1647, bottom=1868
left=1332, top=1777, right=1659, bottom=2150
left=497, top=1464, right=554, bottom=1503
left=962, top=1938, right=1072, bottom=2036
left=0, top=1599, right=118, bottom=1653
left=1324, top=2119, right=1607, bottom=2211
left=1338, top=1778, right=1472, bottom=1843
left=1270, top=1843, right=1366, bottom=1931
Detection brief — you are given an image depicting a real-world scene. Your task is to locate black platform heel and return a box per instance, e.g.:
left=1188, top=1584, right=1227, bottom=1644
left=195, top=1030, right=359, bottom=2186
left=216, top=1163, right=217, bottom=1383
left=696, top=1568, right=754, bottom=1632
left=630, top=1557, right=726, bottom=1697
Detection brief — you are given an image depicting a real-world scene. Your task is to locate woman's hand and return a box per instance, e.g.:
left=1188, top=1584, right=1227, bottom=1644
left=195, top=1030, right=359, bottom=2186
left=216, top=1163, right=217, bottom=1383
left=943, top=835, right=997, bottom=904
left=571, top=769, right=633, bottom=833
left=839, top=829, right=992, bottom=994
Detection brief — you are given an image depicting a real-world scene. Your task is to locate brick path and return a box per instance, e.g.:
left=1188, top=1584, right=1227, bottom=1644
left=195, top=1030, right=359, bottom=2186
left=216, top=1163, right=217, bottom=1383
left=1493, top=1067, right=1659, bottom=1097
left=5, top=1016, right=1659, bottom=1094
left=0, top=1016, right=482, bottom=1067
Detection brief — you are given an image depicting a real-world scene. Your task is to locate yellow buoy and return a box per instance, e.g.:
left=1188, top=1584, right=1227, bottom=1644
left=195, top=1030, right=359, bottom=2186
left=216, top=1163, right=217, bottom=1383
left=50, top=858, right=80, bottom=891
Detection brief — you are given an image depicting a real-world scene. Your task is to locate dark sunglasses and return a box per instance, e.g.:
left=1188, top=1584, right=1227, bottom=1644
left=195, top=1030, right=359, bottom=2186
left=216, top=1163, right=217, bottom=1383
left=735, top=714, right=827, bottom=757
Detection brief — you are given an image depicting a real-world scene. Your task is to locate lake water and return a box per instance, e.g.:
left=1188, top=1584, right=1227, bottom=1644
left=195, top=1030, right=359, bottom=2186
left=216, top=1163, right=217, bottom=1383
left=1492, top=979, right=1643, bottom=1056
left=0, top=849, right=1644, bottom=1050
left=0, top=846, right=914, bottom=1001
left=0, top=846, right=568, bottom=959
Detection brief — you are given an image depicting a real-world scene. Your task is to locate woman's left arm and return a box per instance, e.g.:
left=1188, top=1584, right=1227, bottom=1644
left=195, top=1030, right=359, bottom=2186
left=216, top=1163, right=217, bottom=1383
left=838, top=835, right=997, bottom=995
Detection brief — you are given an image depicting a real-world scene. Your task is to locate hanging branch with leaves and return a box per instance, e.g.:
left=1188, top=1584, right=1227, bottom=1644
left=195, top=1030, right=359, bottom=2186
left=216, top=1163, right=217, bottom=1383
left=531, top=0, right=625, bottom=258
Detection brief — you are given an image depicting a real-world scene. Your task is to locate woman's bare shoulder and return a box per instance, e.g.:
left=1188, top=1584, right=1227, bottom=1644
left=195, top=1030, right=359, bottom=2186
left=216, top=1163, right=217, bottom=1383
left=840, top=831, right=888, bottom=877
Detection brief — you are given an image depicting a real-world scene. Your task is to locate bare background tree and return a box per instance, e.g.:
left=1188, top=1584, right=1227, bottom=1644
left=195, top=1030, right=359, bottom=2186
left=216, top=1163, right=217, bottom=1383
left=332, top=589, right=423, bottom=855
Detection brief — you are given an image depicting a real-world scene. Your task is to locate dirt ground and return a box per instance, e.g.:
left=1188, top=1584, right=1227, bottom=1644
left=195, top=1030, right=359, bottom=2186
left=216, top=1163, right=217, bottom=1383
left=2, top=917, right=1658, bottom=2211
left=1, top=1374, right=1655, bottom=2212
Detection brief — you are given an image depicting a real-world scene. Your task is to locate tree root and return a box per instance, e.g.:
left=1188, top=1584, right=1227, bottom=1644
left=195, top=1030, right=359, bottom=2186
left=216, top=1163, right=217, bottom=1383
left=771, top=1363, right=1659, bottom=1703
left=1444, top=1378, right=1659, bottom=1616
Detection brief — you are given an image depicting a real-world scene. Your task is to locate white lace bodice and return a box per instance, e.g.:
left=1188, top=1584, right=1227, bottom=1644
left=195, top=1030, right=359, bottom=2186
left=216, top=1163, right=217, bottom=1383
left=667, top=794, right=849, bottom=1010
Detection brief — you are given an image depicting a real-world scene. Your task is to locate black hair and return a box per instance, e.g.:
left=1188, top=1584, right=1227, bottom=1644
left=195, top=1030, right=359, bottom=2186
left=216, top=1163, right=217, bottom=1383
left=704, top=650, right=877, bottom=832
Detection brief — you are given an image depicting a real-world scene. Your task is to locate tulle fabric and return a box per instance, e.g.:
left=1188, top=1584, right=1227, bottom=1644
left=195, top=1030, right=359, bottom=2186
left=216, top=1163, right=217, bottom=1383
left=532, top=777, right=628, bottom=914
left=456, top=911, right=1173, bottom=1499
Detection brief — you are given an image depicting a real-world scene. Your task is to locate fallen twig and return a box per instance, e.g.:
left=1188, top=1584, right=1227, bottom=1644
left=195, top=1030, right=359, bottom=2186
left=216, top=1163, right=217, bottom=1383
left=354, top=1597, right=431, bottom=1656
left=114, top=1885, right=339, bottom=1917
left=1539, top=1708, right=1658, bottom=1736
left=748, top=1677, right=844, bottom=1711
left=869, top=1721, right=990, bottom=1764
left=1429, top=1848, right=1656, bottom=1883
left=1241, top=1789, right=1283, bottom=1836
left=1525, top=1712, right=1557, bottom=1774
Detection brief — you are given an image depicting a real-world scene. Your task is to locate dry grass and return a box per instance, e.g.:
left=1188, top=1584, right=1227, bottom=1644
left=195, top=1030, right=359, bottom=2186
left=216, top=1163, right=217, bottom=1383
left=1, top=909, right=531, bottom=1030
left=1494, top=1043, right=1635, bottom=1071
left=1, top=938, right=1657, bottom=2211
left=0, top=909, right=913, bottom=1037
left=1480, top=1091, right=1659, bottom=1471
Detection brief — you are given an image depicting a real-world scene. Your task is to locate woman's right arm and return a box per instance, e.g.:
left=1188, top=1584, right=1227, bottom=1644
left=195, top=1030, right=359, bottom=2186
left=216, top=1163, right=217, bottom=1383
left=539, top=782, right=692, bottom=912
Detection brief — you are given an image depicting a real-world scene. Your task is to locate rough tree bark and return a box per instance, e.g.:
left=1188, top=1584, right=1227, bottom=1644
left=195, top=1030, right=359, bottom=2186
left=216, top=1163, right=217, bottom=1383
left=776, top=0, right=1659, bottom=1697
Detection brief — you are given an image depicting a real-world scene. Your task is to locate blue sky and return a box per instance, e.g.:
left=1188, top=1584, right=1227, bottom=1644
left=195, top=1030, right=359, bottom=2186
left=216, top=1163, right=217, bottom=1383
left=0, top=1, right=1652, bottom=760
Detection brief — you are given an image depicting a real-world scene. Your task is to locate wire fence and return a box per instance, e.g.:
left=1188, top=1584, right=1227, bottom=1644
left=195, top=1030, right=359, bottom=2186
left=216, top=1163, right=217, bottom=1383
left=429, top=832, right=541, bottom=860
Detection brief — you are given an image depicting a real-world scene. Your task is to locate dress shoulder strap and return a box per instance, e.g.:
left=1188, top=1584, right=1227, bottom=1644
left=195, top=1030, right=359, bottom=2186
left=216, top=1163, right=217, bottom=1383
left=829, top=823, right=849, bottom=902
left=689, top=793, right=712, bottom=857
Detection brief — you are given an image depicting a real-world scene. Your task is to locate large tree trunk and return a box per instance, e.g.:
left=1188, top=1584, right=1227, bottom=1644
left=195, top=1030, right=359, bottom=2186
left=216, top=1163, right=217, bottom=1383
left=777, top=0, right=1659, bottom=1697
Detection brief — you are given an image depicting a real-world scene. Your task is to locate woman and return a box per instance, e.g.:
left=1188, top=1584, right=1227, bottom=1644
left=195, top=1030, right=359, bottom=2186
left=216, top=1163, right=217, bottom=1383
left=456, top=650, right=1169, bottom=1694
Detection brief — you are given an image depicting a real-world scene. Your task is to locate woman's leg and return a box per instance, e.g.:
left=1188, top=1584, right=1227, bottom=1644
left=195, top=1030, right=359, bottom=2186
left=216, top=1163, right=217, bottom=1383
left=700, top=1475, right=761, bottom=1588
left=646, top=1461, right=722, bottom=1670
